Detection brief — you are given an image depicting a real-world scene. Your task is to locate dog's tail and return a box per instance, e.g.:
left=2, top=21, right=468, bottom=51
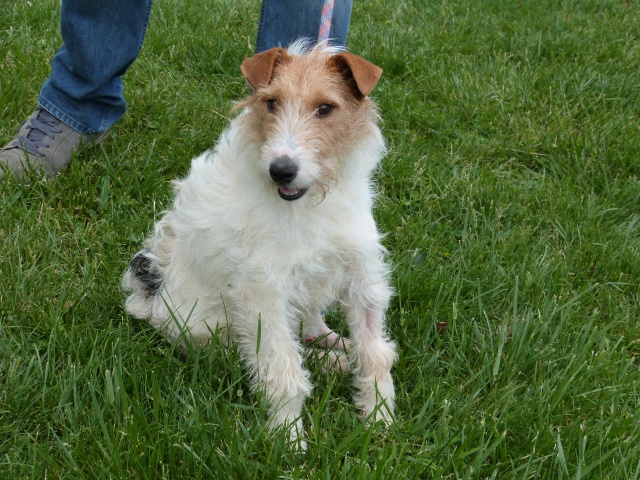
left=122, top=249, right=163, bottom=319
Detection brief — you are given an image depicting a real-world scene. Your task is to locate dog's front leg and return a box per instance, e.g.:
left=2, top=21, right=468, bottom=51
left=343, top=259, right=397, bottom=423
left=232, top=295, right=312, bottom=448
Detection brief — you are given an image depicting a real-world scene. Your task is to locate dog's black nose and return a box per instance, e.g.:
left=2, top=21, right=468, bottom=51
left=269, top=156, right=298, bottom=185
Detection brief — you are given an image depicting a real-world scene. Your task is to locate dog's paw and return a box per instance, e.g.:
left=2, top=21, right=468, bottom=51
left=284, top=418, right=307, bottom=452
left=363, top=402, right=394, bottom=426
left=290, top=436, right=308, bottom=452
left=353, top=372, right=395, bottom=424
left=305, top=347, right=349, bottom=375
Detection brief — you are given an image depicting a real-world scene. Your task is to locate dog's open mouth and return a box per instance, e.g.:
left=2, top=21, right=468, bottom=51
left=278, top=186, right=308, bottom=201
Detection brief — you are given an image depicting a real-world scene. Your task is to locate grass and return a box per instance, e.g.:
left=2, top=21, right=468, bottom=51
left=1, top=0, right=639, bottom=478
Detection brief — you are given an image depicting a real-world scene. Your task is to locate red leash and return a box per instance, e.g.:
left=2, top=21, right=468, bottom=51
left=318, top=0, right=335, bottom=46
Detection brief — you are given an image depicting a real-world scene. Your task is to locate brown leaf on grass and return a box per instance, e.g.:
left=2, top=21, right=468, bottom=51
left=437, top=322, right=449, bottom=332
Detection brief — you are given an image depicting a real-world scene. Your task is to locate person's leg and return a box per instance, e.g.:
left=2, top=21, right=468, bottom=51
left=255, top=0, right=352, bottom=52
left=1, top=0, right=153, bottom=179
left=40, top=0, right=154, bottom=135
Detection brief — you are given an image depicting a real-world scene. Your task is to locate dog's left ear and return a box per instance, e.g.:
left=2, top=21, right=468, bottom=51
left=329, top=52, right=383, bottom=99
left=241, top=47, right=290, bottom=91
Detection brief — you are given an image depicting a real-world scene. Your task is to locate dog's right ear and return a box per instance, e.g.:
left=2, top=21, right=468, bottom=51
left=241, top=47, right=289, bottom=91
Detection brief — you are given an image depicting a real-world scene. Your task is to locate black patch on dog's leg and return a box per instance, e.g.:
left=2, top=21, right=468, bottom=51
left=129, top=250, right=163, bottom=295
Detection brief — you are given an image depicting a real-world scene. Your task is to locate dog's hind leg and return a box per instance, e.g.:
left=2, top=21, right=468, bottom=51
left=122, top=249, right=164, bottom=320
left=302, top=311, right=350, bottom=350
left=127, top=250, right=163, bottom=294
left=302, top=311, right=350, bottom=374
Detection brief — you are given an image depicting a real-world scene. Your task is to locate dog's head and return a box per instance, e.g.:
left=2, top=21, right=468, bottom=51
left=238, top=43, right=384, bottom=202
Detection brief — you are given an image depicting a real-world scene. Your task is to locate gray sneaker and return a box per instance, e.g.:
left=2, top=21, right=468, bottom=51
left=0, top=107, right=108, bottom=181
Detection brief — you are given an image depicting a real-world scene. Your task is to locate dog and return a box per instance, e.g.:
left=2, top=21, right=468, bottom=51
left=122, top=41, right=397, bottom=448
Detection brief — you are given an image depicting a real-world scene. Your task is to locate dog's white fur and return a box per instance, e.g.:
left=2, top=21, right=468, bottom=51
left=122, top=42, right=396, bottom=448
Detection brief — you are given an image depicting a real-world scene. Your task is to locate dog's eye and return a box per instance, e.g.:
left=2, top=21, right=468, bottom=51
left=316, top=104, right=334, bottom=118
left=266, top=99, right=278, bottom=113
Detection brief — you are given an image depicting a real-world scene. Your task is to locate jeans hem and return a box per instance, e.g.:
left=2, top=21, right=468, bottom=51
left=37, top=96, right=110, bottom=135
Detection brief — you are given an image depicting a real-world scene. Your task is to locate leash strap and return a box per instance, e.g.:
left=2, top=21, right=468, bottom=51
left=318, top=0, right=335, bottom=46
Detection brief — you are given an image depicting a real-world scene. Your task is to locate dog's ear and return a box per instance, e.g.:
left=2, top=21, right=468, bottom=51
left=329, top=52, right=383, bottom=99
left=241, top=47, right=289, bottom=91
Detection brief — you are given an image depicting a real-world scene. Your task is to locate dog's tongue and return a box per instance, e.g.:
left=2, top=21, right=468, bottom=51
left=279, top=186, right=299, bottom=196
left=277, top=186, right=308, bottom=201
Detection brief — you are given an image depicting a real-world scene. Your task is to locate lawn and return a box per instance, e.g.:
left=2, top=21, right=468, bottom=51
left=1, top=0, right=639, bottom=478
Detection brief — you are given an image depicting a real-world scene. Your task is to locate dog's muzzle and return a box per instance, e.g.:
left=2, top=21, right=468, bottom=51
left=269, top=155, right=308, bottom=201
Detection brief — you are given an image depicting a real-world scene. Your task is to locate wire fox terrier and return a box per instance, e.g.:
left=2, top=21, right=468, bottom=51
left=122, top=42, right=397, bottom=448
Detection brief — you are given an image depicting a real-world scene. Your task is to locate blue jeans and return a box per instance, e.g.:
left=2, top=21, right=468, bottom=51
left=38, top=0, right=353, bottom=135
left=256, top=0, right=352, bottom=53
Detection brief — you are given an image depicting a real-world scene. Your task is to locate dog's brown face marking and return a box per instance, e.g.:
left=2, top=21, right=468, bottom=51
left=238, top=46, right=383, bottom=201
